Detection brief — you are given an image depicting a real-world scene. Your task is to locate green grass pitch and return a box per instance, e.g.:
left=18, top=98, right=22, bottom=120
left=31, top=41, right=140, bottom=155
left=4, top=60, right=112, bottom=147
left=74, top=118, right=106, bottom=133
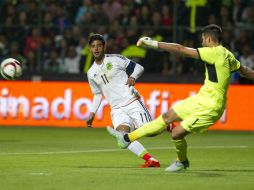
left=0, top=126, right=253, bottom=190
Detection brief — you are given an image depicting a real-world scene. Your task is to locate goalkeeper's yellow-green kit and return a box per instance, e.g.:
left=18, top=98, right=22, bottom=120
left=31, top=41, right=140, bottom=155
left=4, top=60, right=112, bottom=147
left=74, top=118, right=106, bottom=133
left=174, top=45, right=241, bottom=132
left=128, top=45, right=241, bottom=142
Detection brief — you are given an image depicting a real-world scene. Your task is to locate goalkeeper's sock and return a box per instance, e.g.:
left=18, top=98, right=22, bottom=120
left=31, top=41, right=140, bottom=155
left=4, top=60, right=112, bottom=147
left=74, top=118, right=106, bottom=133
left=172, top=138, right=188, bottom=162
left=126, top=115, right=167, bottom=142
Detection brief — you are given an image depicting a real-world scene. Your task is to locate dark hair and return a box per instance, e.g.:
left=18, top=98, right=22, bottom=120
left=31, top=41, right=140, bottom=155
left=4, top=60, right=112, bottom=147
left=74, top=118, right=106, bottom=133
left=88, top=34, right=106, bottom=46
left=202, top=24, right=222, bottom=43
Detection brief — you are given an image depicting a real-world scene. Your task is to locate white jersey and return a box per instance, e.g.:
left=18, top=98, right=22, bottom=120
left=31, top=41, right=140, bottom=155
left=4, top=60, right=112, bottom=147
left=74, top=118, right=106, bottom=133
left=87, top=54, right=138, bottom=108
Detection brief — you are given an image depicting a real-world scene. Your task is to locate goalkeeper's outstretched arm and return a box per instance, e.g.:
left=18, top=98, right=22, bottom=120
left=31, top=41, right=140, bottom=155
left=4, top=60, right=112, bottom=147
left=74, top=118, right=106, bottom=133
left=136, top=37, right=199, bottom=59
left=158, top=42, right=199, bottom=59
left=238, top=66, right=254, bottom=80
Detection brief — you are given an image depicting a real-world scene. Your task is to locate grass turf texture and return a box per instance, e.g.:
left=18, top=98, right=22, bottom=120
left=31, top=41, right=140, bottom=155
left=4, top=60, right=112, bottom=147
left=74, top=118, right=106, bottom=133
left=0, top=126, right=253, bottom=190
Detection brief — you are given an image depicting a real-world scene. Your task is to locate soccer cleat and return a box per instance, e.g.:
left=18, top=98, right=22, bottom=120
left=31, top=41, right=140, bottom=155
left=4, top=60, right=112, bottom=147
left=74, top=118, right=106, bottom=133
left=106, top=126, right=130, bottom=149
left=165, top=159, right=189, bottom=172
left=140, top=158, right=160, bottom=168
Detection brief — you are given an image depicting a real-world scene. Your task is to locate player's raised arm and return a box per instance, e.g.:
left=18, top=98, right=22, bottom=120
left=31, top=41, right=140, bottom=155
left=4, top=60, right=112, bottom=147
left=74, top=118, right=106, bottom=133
left=123, top=56, right=144, bottom=86
left=238, top=66, right=254, bottom=80
left=129, top=62, right=144, bottom=80
left=126, top=63, right=144, bottom=86
left=136, top=37, right=199, bottom=59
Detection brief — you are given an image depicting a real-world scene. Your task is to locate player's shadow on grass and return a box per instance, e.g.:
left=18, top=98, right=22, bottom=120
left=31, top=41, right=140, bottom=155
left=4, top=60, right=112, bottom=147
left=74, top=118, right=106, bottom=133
left=197, top=169, right=254, bottom=173
left=186, top=169, right=254, bottom=177
left=78, top=165, right=138, bottom=169
left=186, top=171, right=225, bottom=177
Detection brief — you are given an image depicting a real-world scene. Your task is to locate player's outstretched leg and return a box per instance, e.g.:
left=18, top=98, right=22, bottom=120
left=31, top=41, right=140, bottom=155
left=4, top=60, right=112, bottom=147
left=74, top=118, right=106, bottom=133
left=140, top=157, right=160, bottom=168
left=106, top=126, right=130, bottom=148
left=128, top=142, right=161, bottom=168
left=165, top=159, right=189, bottom=172
left=107, top=126, right=160, bottom=167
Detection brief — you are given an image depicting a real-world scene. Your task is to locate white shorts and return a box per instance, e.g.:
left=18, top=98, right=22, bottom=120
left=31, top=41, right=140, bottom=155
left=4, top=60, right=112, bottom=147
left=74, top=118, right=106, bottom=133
left=110, top=99, right=152, bottom=131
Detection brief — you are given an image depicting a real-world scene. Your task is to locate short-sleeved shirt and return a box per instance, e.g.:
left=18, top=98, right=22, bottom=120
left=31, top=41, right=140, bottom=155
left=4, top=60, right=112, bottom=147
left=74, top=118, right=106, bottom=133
left=197, top=45, right=240, bottom=108
left=87, top=54, right=137, bottom=108
left=173, top=45, right=241, bottom=132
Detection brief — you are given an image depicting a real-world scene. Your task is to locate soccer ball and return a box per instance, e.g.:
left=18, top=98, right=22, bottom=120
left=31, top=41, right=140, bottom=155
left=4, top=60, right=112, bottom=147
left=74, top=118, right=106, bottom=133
left=0, top=58, right=22, bottom=80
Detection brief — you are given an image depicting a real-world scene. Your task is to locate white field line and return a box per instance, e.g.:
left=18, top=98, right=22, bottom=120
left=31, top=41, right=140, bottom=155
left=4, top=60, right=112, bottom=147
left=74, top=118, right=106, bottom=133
left=0, top=145, right=248, bottom=156
left=29, top=172, right=51, bottom=176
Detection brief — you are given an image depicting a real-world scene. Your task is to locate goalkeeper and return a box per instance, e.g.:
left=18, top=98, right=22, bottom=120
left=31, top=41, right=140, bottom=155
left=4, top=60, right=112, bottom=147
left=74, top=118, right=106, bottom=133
left=107, top=24, right=254, bottom=172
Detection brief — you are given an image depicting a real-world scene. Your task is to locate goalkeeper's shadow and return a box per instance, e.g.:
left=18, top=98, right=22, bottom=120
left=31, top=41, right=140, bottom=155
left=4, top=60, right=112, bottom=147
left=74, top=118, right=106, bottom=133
left=185, top=169, right=254, bottom=177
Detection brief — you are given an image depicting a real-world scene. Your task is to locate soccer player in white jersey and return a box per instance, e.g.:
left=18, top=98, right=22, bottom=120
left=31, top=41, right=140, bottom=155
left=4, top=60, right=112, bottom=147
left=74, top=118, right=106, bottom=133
left=85, top=34, right=160, bottom=167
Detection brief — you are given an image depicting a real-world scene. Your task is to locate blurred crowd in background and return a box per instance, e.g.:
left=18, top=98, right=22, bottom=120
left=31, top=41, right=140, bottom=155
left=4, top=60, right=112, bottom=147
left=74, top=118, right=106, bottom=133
left=0, top=0, right=254, bottom=84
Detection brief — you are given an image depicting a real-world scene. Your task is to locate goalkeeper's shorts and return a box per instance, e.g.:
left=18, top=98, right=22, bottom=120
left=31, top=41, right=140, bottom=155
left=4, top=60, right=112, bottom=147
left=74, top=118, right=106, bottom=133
left=173, top=94, right=224, bottom=133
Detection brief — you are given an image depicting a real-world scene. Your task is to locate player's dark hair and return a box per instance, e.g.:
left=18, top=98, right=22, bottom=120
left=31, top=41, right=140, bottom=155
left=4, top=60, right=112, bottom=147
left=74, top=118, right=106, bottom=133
left=88, top=34, right=106, bottom=46
left=202, top=24, right=222, bottom=43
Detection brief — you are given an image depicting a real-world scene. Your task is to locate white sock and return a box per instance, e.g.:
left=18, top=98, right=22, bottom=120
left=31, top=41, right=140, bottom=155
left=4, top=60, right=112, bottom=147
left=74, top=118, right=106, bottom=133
left=127, top=140, right=147, bottom=157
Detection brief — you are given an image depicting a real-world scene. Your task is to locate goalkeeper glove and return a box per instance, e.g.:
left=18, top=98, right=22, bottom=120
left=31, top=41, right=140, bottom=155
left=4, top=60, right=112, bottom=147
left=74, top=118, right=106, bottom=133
left=136, top=37, right=158, bottom=49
